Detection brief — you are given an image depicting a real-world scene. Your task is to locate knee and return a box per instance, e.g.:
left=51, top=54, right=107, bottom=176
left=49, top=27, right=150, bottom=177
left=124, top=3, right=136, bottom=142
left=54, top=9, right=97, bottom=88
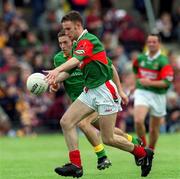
left=60, top=116, right=71, bottom=130
left=77, top=120, right=86, bottom=129
left=77, top=120, right=88, bottom=132
left=101, top=136, right=114, bottom=146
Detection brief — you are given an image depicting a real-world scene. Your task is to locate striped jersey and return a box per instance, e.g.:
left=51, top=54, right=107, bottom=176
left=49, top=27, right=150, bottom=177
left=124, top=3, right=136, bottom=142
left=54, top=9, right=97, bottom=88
left=72, top=29, right=113, bottom=88
left=133, top=51, right=174, bottom=94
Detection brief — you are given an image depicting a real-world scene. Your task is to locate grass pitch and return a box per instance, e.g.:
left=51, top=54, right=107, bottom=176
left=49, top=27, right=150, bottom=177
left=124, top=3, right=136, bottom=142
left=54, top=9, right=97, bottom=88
left=0, top=133, right=180, bottom=179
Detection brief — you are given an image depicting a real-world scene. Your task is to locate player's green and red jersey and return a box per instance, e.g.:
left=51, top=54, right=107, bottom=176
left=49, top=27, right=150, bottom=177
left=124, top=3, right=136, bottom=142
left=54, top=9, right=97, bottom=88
left=54, top=51, right=84, bottom=101
left=133, top=51, right=174, bottom=94
left=72, top=30, right=113, bottom=89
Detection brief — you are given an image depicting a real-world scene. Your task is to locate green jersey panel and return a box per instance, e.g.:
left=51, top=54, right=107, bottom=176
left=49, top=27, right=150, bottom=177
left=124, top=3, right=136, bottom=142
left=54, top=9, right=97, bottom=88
left=53, top=51, right=84, bottom=101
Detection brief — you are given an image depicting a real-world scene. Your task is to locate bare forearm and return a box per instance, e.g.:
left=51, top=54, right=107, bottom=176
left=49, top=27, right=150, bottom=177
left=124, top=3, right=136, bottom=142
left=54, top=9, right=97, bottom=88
left=56, top=72, right=70, bottom=82
left=56, top=57, right=80, bottom=73
left=148, top=80, right=168, bottom=88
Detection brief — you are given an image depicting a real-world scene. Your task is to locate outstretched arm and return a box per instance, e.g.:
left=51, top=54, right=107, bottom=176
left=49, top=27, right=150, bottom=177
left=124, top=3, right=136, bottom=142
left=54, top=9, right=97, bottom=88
left=49, top=72, right=70, bottom=93
left=44, top=57, right=80, bottom=84
left=56, top=72, right=70, bottom=83
left=56, top=57, right=80, bottom=73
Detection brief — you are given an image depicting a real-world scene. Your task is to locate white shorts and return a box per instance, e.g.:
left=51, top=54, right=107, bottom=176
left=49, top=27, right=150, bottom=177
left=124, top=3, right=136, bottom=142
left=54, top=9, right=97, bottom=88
left=134, top=89, right=166, bottom=117
left=78, top=80, right=122, bottom=115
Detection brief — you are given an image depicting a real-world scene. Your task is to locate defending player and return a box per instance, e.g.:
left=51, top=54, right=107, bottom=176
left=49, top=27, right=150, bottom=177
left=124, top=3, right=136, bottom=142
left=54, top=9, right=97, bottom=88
left=45, top=11, right=154, bottom=178
left=133, top=33, right=174, bottom=150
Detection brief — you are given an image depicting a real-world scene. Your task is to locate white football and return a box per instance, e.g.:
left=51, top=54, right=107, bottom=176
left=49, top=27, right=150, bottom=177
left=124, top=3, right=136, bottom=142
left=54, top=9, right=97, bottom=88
left=26, top=73, right=48, bottom=95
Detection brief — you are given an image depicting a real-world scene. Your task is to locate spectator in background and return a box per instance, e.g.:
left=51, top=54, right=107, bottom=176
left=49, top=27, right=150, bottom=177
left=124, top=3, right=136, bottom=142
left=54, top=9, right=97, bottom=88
left=31, top=0, right=45, bottom=26
left=23, top=31, right=42, bottom=50
left=31, top=52, right=45, bottom=73
left=113, top=45, right=129, bottom=75
left=118, top=14, right=145, bottom=53
left=46, top=0, right=67, bottom=22
left=19, top=48, right=34, bottom=69
left=0, top=84, right=19, bottom=128
left=156, top=13, right=174, bottom=42
left=6, top=17, right=29, bottom=55
left=0, top=47, right=13, bottom=74
left=38, top=9, right=60, bottom=42
left=3, top=1, right=16, bottom=24
left=103, top=9, right=128, bottom=34
left=102, top=32, right=115, bottom=58
left=15, top=93, right=34, bottom=136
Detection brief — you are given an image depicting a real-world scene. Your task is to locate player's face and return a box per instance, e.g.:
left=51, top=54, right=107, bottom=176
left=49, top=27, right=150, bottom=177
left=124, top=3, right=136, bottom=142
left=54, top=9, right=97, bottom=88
left=58, top=35, right=72, bottom=56
left=62, top=20, right=79, bottom=41
left=146, top=36, right=160, bottom=53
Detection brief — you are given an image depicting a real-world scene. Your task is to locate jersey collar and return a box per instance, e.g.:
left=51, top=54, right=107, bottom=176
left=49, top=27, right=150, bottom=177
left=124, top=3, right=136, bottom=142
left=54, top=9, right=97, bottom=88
left=77, top=29, right=88, bottom=41
left=146, top=50, right=161, bottom=61
left=63, top=52, right=70, bottom=58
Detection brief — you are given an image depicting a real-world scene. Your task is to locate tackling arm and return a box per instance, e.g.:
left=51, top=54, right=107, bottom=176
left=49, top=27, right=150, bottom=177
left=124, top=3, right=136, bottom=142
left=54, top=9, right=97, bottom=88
left=56, top=57, right=80, bottom=73
left=56, top=72, right=70, bottom=83
left=44, top=57, right=80, bottom=84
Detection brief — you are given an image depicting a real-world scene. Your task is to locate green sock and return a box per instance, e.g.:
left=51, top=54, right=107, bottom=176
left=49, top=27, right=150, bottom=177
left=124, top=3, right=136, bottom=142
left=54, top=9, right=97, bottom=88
left=94, top=144, right=107, bottom=159
left=96, top=149, right=106, bottom=159
left=132, top=137, right=140, bottom=145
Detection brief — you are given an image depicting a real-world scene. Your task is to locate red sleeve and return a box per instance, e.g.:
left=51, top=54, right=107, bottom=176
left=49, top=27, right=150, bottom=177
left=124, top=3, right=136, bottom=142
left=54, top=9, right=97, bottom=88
left=73, top=39, right=94, bottom=61
left=159, top=64, right=174, bottom=82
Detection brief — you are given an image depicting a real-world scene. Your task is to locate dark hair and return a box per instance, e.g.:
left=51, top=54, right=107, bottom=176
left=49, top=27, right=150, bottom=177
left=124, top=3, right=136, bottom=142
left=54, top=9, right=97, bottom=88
left=61, top=11, right=83, bottom=25
left=148, top=33, right=161, bottom=42
left=57, top=29, right=66, bottom=38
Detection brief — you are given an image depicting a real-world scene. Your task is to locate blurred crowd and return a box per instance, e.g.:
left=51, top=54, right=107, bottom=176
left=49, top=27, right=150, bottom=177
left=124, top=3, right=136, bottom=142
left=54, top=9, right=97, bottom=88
left=0, top=0, right=180, bottom=136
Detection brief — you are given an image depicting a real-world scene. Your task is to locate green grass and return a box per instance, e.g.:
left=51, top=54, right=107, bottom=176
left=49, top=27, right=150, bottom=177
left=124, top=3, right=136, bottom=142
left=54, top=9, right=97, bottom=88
left=0, top=133, right=180, bottom=179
